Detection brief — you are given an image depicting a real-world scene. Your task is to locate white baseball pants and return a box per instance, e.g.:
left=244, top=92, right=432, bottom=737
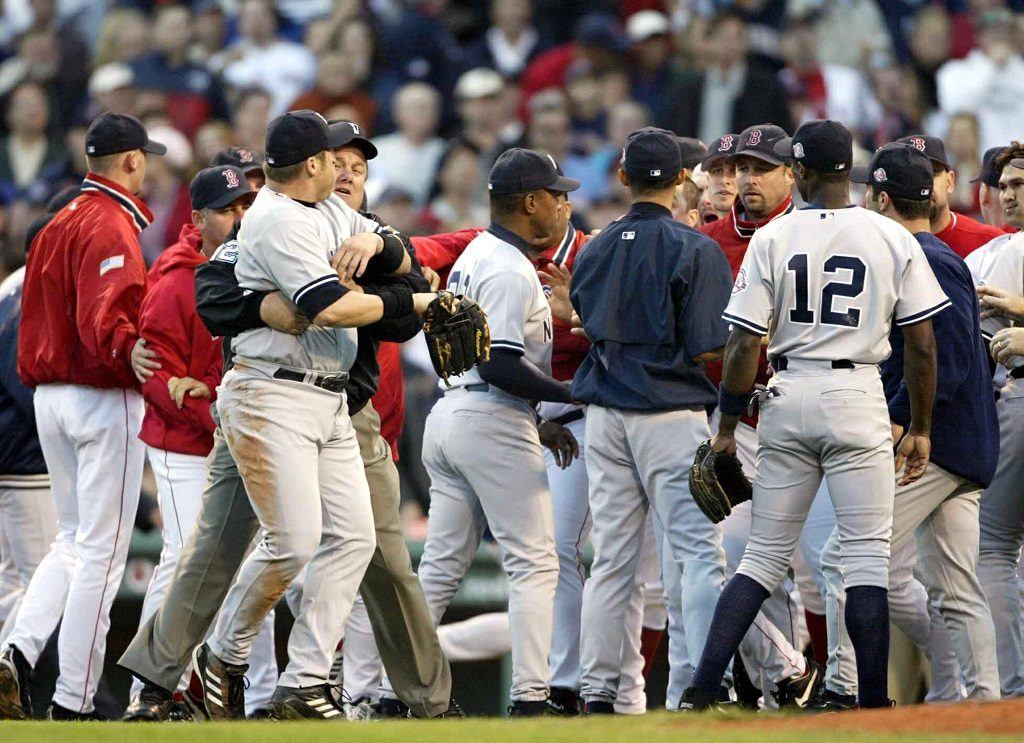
left=0, top=477, right=55, bottom=644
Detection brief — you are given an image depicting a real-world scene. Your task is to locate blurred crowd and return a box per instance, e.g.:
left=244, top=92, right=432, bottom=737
left=0, top=0, right=1023, bottom=281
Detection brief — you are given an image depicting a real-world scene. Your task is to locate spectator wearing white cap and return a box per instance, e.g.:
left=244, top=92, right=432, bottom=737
left=86, top=64, right=136, bottom=120
left=626, top=10, right=684, bottom=126
left=464, top=0, right=546, bottom=78
left=137, top=123, right=193, bottom=265
left=454, top=68, right=508, bottom=163
left=370, top=83, right=446, bottom=207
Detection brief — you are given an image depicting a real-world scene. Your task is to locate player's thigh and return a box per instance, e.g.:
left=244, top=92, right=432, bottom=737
left=549, top=417, right=591, bottom=559
left=31, top=386, right=80, bottom=534
left=980, top=392, right=1024, bottom=548
left=917, top=484, right=984, bottom=577
left=889, top=465, right=963, bottom=548
left=319, top=409, right=375, bottom=545
left=0, top=484, right=55, bottom=582
left=148, top=448, right=208, bottom=549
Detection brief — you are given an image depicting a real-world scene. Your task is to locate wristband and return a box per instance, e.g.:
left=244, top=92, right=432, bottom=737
left=718, top=387, right=750, bottom=417
left=378, top=286, right=414, bottom=321
left=374, top=232, right=407, bottom=274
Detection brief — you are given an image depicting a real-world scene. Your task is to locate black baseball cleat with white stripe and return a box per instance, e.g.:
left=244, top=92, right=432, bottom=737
left=267, top=685, right=343, bottom=720
left=186, top=643, right=247, bottom=720
left=0, top=645, right=32, bottom=720
left=773, top=659, right=825, bottom=709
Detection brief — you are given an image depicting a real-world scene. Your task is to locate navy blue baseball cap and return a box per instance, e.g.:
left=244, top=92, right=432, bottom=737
left=488, top=148, right=580, bottom=195
left=575, top=13, right=628, bottom=53
left=265, top=110, right=352, bottom=167
left=897, top=134, right=949, bottom=170
left=702, top=133, right=738, bottom=168
left=676, top=137, right=708, bottom=170
left=850, top=143, right=933, bottom=200
left=212, top=146, right=265, bottom=174
left=329, top=119, right=378, bottom=160
left=86, top=112, right=167, bottom=157
left=732, top=124, right=789, bottom=166
left=622, top=127, right=681, bottom=181
left=775, top=119, right=852, bottom=173
left=971, top=146, right=1008, bottom=187
left=189, top=165, right=255, bottom=210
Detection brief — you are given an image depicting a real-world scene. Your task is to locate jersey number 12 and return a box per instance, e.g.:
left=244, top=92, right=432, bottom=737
left=787, top=254, right=866, bottom=327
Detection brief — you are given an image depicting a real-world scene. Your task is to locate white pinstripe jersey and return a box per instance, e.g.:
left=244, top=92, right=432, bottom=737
left=725, top=206, right=949, bottom=364
left=965, top=230, right=1024, bottom=369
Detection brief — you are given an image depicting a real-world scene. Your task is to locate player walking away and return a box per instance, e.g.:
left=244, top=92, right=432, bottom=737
left=681, top=120, right=948, bottom=712
left=897, top=135, right=1004, bottom=260
left=128, top=166, right=255, bottom=708
left=416, top=148, right=579, bottom=717
left=964, top=143, right=1024, bottom=697
left=697, top=133, right=739, bottom=223
left=570, top=128, right=734, bottom=714
left=817, top=143, right=1001, bottom=703
left=0, top=113, right=167, bottom=721
left=972, top=146, right=1014, bottom=232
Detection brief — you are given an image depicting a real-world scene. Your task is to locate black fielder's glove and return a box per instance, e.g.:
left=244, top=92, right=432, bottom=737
left=689, top=439, right=753, bottom=523
left=422, top=291, right=491, bottom=383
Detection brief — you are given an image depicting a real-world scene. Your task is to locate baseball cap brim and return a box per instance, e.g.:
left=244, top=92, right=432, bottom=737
left=731, top=146, right=785, bottom=166
left=143, top=138, right=167, bottom=156
left=549, top=174, right=581, bottom=193
left=327, top=122, right=378, bottom=160
left=848, top=165, right=871, bottom=185
left=205, top=187, right=256, bottom=210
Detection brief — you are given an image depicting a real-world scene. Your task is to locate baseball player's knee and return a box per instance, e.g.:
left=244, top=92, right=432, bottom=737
left=503, top=550, right=558, bottom=587
left=736, top=552, right=789, bottom=593
left=272, top=528, right=322, bottom=572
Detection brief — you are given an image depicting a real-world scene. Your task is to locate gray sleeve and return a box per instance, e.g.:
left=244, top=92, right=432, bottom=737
left=260, top=215, right=349, bottom=318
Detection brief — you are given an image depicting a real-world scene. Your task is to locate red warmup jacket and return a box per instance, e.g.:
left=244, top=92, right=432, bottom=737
left=372, top=341, right=404, bottom=460
left=934, top=211, right=1005, bottom=260
left=19, top=173, right=153, bottom=390
left=412, top=225, right=592, bottom=382
left=700, top=198, right=795, bottom=427
left=138, top=223, right=222, bottom=457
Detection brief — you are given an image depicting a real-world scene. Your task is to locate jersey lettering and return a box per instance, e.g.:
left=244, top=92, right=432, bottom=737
left=787, top=253, right=867, bottom=327
left=447, top=270, right=471, bottom=295
left=211, top=239, right=239, bottom=265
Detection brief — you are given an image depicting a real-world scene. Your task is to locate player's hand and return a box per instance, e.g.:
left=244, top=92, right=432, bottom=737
left=332, top=232, right=383, bottom=282
left=891, top=422, right=905, bottom=446
left=260, top=292, right=310, bottom=335
left=538, top=263, right=574, bottom=323
left=131, top=338, right=161, bottom=383
left=538, top=420, right=580, bottom=469
left=168, top=376, right=211, bottom=409
left=977, top=285, right=1024, bottom=322
left=710, top=430, right=737, bottom=455
left=412, top=291, right=439, bottom=316
left=422, top=266, right=442, bottom=291
left=568, top=311, right=591, bottom=339
left=990, top=327, right=1024, bottom=364
left=895, top=433, right=930, bottom=486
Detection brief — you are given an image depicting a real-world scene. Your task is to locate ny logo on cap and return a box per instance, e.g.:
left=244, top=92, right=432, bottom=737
left=793, top=143, right=805, bottom=159
left=224, top=169, right=240, bottom=189
left=350, top=123, right=361, bottom=134
left=748, top=130, right=762, bottom=146
left=718, top=135, right=734, bottom=151
left=909, top=137, right=926, bottom=152
left=873, top=168, right=887, bottom=181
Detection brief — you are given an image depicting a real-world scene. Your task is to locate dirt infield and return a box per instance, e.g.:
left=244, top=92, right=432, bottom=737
left=699, top=697, right=1024, bottom=736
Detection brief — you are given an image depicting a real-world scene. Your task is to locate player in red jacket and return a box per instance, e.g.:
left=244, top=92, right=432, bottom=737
left=2, top=113, right=166, bottom=720
left=131, top=165, right=255, bottom=703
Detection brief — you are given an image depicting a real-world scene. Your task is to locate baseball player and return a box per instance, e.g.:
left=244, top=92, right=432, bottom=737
left=698, top=134, right=739, bottom=224
left=129, top=165, right=256, bottom=705
left=415, top=148, right=580, bottom=716
left=212, top=146, right=266, bottom=191
left=897, top=135, right=1004, bottom=260
left=973, top=146, right=1014, bottom=232
left=569, top=127, right=734, bottom=713
left=0, top=113, right=166, bottom=721
left=964, top=144, right=1024, bottom=697
left=817, top=143, right=1001, bottom=702
left=680, top=120, right=947, bottom=711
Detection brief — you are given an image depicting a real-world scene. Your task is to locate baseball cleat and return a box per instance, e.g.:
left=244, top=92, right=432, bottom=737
left=507, top=699, right=548, bottom=717
left=804, top=687, right=858, bottom=713
left=186, top=643, right=247, bottom=720
left=122, top=683, right=174, bottom=721
left=46, top=702, right=106, bottom=721
left=546, top=686, right=582, bottom=716
left=267, top=685, right=342, bottom=720
left=678, top=686, right=720, bottom=712
left=0, top=645, right=32, bottom=720
left=377, top=696, right=410, bottom=718
left=342, top=695, right=379, bottom=721
left=773, top=659, right=825, bottom=709
left=583, top=700, right=615, bottom=715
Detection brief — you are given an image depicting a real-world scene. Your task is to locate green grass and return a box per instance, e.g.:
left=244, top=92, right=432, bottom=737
left=0, top=712, right=1019, bottom=743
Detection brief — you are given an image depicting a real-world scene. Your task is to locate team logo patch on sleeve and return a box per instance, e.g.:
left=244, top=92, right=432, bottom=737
left=732, top=268, right=748, bottom=294
left=622, top=231, right=636, bottom=240
left=99, top=255, right=124, bottom=275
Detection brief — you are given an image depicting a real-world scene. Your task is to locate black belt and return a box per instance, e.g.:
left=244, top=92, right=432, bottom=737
left=1010, top=367, right=1024, bottom=379
left=772, top=356, right=854, bottom=371
left=549, top=409, right=584, bottom=426
left=445, top=382, right=490, bottom=395
left=272, top=368, right=349, bottom=393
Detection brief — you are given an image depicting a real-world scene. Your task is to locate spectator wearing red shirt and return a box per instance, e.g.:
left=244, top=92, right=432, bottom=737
left=897, top=134, right=1003, bottom=259
left=131, top=165, right=254, bottom=701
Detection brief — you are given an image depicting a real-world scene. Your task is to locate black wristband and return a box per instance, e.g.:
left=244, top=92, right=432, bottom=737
left=373, top=232, right=407, bottom=274
left=378, top=286, right=415, bottom=321
left=718, top=387, right=749, bottom=417
left=244, top=290, right=271, bottom=329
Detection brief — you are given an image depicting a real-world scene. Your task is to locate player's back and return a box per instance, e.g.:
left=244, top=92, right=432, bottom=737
left=735, top=206, right=946, bottom=366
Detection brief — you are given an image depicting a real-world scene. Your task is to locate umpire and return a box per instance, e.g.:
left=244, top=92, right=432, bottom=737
left=570, top=127, right=735, bottom=713
left=119, top=127, right=454, bottom=720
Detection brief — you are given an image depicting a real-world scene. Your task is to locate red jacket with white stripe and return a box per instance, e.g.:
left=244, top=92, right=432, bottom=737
left=18, top=173, right=153, bottom=390
left=138, top=223, right=221, bottom=456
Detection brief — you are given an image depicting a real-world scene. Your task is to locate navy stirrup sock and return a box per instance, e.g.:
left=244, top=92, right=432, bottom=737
left=845, top=585, right=890, bottom=708
left=692, top=574, right=770, bottom=693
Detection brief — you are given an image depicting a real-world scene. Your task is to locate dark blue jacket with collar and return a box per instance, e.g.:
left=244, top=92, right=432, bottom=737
left=570, top=201, right=733, bottom=410
left=0, top=270, right=45, bottom=476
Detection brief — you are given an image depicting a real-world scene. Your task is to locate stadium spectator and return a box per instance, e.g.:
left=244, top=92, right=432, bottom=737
left=289, top=51, right=377, bottom=130
left=464, top=0, right=545, bottom=78
left=86, top=64, right=136, bottom=121
left=945, top=112, right=983, bottom=214
left=660, top=11, right=793, bottom=143
left=937, top=8, right=1024, bottom=152
left=92, top=9, right=151, bottom=68
left=625, top=11, right=681, bottom=127
left=370, top=83, right=445, bottom=207
left=907, top=5, right=953, bottom=112
left=453, top=67, right=507, bottom=168
left=417, top=143, right=487, bottom=234
left=210, top=0, right=317, bottom=116
left=0, top=82, right=68, bottom=202
left=230, top=88, right=273, bottom=154
left=137, top=124, right=192, bottom=266
left=800, top=0, right=892, bottom=70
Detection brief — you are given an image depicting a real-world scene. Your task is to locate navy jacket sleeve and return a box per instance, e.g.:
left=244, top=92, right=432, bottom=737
left=194, top=259, right=269, bottom=338
left=0, top=311, right=33, bottom=418
left=361, top=249, right=430, bottom=343
left=674, top=236, right=733, bottom=360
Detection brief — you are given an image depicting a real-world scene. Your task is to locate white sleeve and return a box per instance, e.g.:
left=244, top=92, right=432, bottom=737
left=473, top=270, right=532, bottom=354
left=893, top=238, right=950, bottom=326
left=257, top=216, right=347, bottom=318
left=327, top=193, right=381, bottom=236
left=722, top=232, right=773, bottom=336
